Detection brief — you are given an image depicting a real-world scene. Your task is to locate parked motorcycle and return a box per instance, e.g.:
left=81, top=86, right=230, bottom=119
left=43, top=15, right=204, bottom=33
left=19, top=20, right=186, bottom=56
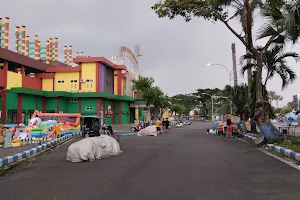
left=131, top=124, right=144, bottom=132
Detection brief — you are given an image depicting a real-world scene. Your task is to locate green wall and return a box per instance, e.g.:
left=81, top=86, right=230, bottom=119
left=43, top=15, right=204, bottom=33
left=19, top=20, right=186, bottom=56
left=37, top=96, right=43, bottom=111
left=60, top=98, right=69, bottom=113
left=122, top=101, right=129, bottom=124
left=46, top=98, right=57, bottom=112
left=22, top=95, right=36, bottom=111
left=22, top=95, right=37, bottom=123
left=68, top=99, right=79, bottom=113
left=1, top=93, right=131, bottom=125
left=81, top=98, right=97, bottom=116
left=6, top=92, right=18, bottom=110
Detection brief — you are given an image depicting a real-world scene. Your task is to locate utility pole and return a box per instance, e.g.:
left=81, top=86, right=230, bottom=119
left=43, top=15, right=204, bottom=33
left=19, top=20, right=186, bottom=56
left=231, top=43, right=238, bottom=86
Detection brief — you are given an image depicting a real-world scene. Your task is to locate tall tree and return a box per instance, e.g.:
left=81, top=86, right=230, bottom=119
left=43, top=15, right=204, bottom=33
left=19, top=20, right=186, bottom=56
left=240, top=46, right=299, bottom=90
left=268, top=91, right=283, bottom=108
left=222, top=84, right=250, bottom=119
left=170, top=94, right=198, bottom=114
left=151, top=0, right=297, bottom=138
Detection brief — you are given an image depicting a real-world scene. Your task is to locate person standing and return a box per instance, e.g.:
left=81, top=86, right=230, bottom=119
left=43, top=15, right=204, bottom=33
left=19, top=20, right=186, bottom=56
left=162, top=118, right=166, bottom=133
left=227, top=118, right=233, bottom=137
left=165, top=118, right=170, bottom=133
left=156, top=118, right=161, bottom=135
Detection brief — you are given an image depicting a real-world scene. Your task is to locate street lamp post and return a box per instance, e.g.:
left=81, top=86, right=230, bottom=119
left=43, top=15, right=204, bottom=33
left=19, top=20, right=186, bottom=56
left=206, top=63, right=233, bottom=114
left=207, top=63, right=232, bottom=86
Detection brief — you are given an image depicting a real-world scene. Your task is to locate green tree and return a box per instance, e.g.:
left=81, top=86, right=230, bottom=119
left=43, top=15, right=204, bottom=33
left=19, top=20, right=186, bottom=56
left=133, top=75, right=154, bottom=91
left=133, top=75, right=171, bottom=118
left=273, top=107, right=282, bottom=114
left=170, top=94, right=198, bottom=114
left=222, top=84, right=250, bottom=119
left=240, top=46, right=299, bottom=90
left=171, top=104, right=186, bottom=115
left=152, top=0, right=295, bottom=138
left=281, top=106, right=293, bottom=114
left=268, top=91, right=283, bottom=108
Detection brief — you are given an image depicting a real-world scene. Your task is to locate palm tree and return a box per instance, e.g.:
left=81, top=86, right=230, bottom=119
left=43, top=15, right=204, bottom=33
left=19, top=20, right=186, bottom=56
left=222, top=84, right=250, bottom=120
left=268, top=91, right=283, bottom=108
left=259, top=1, right=300, bottom=46
left=240, top=46, right=299, bottom=90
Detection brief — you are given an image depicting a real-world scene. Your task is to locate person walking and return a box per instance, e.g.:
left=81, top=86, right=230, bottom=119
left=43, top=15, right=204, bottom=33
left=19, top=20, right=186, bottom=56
left=156, top=118, right=161, bottom=135
left=165, top=118, right=170, bottom=133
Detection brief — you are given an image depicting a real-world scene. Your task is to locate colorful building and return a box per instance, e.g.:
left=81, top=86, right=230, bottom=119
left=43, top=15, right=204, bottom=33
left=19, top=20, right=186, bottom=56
left=0, top=17, right=142, bottom=125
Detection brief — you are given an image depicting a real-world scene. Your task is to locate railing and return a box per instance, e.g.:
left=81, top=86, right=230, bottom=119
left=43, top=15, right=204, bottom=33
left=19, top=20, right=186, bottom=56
left=22, top=75, right=42, bottom=90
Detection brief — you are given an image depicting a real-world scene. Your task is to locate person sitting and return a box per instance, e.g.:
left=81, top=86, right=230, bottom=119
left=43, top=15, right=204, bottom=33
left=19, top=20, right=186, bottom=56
left=217, top=123, right=223, bottom=136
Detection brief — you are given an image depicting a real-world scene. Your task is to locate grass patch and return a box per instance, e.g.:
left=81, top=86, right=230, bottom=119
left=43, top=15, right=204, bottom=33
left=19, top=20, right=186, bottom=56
left=0, top=150, right=50, bottom=177
left=267, top=136, right=300, bottom=153
left=254, top=132, right=264, bottom=138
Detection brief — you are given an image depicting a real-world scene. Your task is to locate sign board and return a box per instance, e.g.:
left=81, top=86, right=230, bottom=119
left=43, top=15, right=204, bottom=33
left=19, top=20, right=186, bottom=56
left=105, top=105, right=113, bottom=118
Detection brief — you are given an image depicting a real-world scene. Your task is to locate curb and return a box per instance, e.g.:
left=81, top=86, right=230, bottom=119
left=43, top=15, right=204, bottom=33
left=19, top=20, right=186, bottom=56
left=0, top=132, right=82, bottom=167
left=243, top=134, right=300, bottom=161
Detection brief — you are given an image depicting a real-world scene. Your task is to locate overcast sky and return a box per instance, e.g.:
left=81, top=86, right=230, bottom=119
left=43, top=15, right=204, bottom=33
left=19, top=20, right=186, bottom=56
left=2, top=0, right=300, bottom=107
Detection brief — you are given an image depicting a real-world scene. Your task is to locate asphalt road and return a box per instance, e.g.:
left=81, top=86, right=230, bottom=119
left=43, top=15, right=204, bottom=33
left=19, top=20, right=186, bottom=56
left=1, top=122, right=300, bottom=200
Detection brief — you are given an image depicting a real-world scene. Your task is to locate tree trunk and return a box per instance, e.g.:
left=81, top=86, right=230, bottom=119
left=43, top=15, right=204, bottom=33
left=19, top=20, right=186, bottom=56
left=255, top=52, right=281, bottom=139
left=231, top=43, right=238, bottom=86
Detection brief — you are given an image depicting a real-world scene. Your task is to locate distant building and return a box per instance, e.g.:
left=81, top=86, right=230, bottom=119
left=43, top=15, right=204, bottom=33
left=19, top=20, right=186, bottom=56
left=292, top=94, right=300, bottom=110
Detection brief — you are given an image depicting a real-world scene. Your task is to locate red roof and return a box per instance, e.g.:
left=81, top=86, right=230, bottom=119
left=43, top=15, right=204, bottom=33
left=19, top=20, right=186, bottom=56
left=0, top=48, right=52, bottom=71
left=73, top=57, right=127, bottom=70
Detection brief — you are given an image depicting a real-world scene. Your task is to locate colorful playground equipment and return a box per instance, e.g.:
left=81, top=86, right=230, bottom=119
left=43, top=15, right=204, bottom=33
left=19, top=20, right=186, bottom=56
left=8, top=111, right=81, bottom=147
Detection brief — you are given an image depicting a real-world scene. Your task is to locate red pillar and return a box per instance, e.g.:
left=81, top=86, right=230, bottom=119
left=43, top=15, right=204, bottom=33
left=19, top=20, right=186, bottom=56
left=104, top=66, right=107, bottom=91
left=42, top=97, right=46, bottom=112
left=96, top=62, right=100, bottom=92
left=119, top=101, right=122, bottom=124
left=17, top=94, right=23, bottom=124
left=117, top=70, right=122, bottom=95
left=56, top=97, right=60, bottom=112
left=1, top=61, right=8, bottom=124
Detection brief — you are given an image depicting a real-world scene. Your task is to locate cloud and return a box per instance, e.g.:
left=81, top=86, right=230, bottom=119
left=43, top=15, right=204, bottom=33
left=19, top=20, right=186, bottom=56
left=2, top=0, right=300, bottom=106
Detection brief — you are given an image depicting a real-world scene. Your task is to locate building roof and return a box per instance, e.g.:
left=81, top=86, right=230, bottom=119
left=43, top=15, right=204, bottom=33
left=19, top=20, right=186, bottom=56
left=73, top=57, right=127, bottom=70
left=0, top=48, right=52, bottom=71
left=45, top=66, right=81, bottom=73
left=48, top=61, right=69, bottom=67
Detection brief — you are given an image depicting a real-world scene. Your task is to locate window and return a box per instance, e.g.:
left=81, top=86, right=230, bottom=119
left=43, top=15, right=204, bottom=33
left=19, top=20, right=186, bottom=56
left=58, top=80, right=64, bottom=83
left=7, top=110, right=17, bottom=123
left=70, top=98, right=77, bottom=102
left=85, top=107, right=94, bottom=111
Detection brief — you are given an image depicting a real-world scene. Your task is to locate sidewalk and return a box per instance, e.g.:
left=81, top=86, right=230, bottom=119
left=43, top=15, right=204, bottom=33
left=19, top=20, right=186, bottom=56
left=0, top=144, right=38, bottom=158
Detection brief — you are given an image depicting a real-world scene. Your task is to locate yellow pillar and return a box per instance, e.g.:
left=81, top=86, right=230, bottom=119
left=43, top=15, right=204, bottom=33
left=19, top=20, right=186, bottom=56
left=135, top=104, right=139, bottom=122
